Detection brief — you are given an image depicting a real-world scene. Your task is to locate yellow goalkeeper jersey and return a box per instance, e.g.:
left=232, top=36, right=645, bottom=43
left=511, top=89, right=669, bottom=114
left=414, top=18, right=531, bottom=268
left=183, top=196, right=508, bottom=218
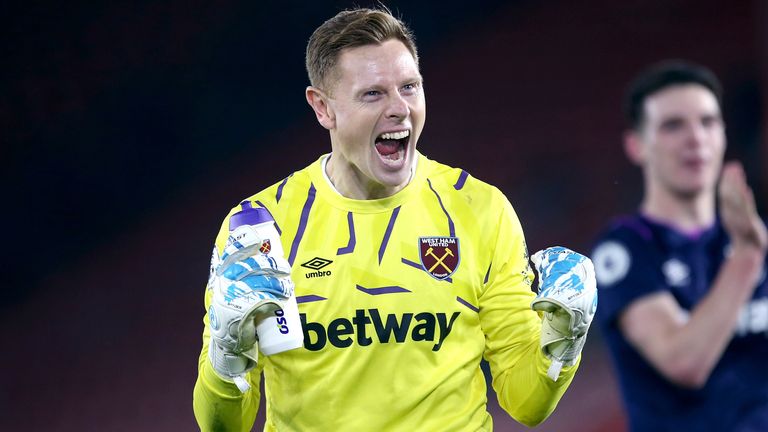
left=194, top=152, right=577, bottom=431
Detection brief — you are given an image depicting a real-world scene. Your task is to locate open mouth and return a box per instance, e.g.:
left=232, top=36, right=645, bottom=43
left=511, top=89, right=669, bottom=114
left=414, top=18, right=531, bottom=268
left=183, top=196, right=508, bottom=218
left=374, top=130, right=409, bottom=162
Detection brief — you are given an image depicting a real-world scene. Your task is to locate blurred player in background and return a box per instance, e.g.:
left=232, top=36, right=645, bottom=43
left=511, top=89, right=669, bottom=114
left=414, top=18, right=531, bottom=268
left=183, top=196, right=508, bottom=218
left=193, top=6, right=597, bottom=431
left=592, top=61, right=768, bottom=431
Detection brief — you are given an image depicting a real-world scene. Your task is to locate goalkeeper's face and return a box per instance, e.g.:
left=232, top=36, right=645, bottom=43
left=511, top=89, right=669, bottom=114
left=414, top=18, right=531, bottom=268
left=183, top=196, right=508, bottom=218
left=323, top=39, right=425, bottom=198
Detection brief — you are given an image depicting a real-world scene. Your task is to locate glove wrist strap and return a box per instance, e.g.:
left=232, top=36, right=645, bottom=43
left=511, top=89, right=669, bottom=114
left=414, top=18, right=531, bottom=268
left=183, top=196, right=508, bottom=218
left=547, top=360, right=563, bottom=381
left=209, top=337, right=256, bottom=393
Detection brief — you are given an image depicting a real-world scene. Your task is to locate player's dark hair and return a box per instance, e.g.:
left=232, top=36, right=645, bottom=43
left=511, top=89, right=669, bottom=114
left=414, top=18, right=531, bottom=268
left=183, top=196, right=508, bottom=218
left=305, top=6, right=418, bottom=91
left=624, top=60, right=723, bottom=130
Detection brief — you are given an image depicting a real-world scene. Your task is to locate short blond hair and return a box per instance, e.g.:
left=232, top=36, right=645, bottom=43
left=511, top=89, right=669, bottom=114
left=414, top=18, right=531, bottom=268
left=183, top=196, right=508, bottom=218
left=305, top=7, right=419, bottom=90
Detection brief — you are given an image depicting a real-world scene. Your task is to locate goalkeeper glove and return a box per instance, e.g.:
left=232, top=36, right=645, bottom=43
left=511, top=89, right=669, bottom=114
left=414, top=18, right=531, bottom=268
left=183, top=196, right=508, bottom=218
left=208, top=224, right=294, bottom=393
left=531, top=246, right=597, bottom=381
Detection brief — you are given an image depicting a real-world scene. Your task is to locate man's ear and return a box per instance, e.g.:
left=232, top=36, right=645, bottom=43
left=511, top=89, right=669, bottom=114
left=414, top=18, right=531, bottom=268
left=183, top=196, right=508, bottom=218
left=624, top=130, right=645, bottom=166
left=306, top=86, right=335, bottom=130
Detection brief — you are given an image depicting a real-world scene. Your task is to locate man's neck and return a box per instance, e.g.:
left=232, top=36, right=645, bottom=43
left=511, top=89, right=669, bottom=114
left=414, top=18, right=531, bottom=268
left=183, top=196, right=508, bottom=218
left=641, top=184, right=716, bottom=232
left=322, top=154, right=415, bottom=200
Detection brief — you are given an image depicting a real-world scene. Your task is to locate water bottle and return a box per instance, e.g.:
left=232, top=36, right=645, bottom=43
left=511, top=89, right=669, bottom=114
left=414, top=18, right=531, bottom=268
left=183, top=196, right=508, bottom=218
left=228, top=200, right=304, bottom=356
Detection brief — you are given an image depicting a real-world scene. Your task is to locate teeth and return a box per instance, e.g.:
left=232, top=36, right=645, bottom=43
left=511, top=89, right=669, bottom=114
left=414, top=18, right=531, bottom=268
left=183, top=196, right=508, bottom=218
left=379, top=130, right=410, bottom=140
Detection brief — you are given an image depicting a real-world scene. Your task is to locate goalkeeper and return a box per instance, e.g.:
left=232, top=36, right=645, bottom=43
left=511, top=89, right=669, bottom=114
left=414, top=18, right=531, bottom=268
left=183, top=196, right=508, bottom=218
left=193, top=6, right=597, bottom=431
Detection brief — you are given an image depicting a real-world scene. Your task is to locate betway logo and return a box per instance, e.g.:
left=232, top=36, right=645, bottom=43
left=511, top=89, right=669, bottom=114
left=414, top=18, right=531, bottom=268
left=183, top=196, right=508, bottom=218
left=301, top=309, right=460, bottom=352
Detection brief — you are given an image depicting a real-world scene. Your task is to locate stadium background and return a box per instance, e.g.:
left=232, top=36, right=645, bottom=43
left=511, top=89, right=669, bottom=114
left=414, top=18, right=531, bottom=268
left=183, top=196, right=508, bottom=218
left=2, top=0, right=766, bottom=430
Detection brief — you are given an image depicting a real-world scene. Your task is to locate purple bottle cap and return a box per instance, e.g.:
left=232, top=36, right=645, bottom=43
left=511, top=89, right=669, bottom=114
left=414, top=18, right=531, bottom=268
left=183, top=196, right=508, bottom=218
left=229, top=200, right=274, bottom=230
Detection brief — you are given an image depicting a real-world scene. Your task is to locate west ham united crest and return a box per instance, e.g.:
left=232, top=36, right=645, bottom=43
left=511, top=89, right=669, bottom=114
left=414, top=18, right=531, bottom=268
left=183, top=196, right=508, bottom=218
left=419, top=236, right=460, bottom=280
left=259, top=239, right=271, bottom=254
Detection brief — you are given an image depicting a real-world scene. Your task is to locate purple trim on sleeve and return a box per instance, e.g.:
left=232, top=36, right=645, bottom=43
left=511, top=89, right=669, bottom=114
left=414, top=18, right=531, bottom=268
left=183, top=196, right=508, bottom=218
left=229, top=201, right=273, bottom=230
left=296, top=294, right=326, bottom=304
left=337, top=212, right=356, bottom=255
left=456, top=296, right=479, bottom=312
left=483, top=262, right=492, bottom=284
left=275, top=174, right=292, bottom=204
left=255, top=200, right=281, bottom=235
left=427, top=178, right=455, bottom=237
left=288, top=184, right=316, bottom=266
left=356, top=285, right=411, bottom=295
left=378, top=206, right=401, bottom=265
left=453, top=170, right=469, bottom=190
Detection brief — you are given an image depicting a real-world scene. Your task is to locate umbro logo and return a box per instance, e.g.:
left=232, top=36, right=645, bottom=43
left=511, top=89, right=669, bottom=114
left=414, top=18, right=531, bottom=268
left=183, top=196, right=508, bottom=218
left=301, top=257, right=333, bottom=278
left=301, top=257, right=333, bottom=270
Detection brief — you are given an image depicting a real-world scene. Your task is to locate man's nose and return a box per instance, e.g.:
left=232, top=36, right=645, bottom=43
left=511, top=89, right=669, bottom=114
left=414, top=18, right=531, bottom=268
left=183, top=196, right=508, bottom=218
left=686, top=122, right=708, bottom=148
left=385, top=92, right=410, bottom=120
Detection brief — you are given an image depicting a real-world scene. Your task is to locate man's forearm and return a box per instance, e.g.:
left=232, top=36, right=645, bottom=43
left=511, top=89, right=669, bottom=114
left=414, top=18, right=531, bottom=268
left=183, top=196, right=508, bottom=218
left=193, top=358, right=260, bottom=432
left=667, top=247, right=765, bottom=385
left=493, top=343, right=578, bottom=427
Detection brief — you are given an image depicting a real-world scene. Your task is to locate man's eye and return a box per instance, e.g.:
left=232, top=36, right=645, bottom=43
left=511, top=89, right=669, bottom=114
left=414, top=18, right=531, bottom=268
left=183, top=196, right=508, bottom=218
left=401, top=83, right=419, bottom=95
left=660, top=119, right=684, bottom=132
left=365, top=90, right=380, bottom=97
left=701, top=115, right=721, bottom=128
